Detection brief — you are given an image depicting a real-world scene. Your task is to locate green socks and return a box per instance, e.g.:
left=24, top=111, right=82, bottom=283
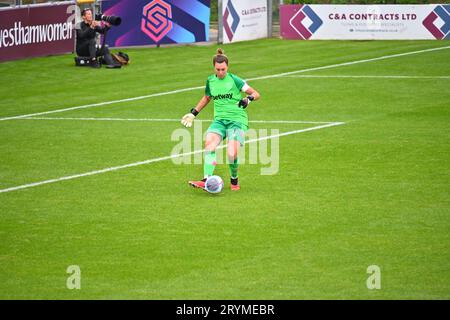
left=228, top=157, right=239, bottom=179
left=204, top=151, right=217, bottom=177
left=204, top=151, right=239, bottom=179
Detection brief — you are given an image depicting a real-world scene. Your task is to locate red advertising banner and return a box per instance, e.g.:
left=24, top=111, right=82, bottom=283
left=0, top=2, right=75, bottom=62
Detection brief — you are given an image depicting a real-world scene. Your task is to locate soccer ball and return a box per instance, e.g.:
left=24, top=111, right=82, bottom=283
left=205, top=175, right=224, bottom=194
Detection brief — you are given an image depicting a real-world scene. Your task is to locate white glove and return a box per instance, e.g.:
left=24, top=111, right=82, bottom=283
left=181, top=113, right=195, bottom=127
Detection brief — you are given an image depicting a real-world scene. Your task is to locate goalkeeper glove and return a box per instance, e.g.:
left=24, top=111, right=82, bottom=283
left=181, top=108, right=199, bottom=128
left=238, top=95, right=254, bottom=109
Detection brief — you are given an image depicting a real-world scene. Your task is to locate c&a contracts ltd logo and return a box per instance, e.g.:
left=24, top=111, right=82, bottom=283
left=289, top=4, right=323, bottom=40
left=223, top=0, right=240, bottom=42
left=141, top=0, right=173, bottom=43
left=423, top=5, right=450, bottom=39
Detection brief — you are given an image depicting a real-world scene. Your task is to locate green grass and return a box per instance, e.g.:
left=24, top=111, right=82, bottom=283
left=0, top=39, right=449, bottom=299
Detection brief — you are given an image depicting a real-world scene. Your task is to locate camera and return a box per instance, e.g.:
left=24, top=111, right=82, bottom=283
left=95, top=13, right=122, bottom=26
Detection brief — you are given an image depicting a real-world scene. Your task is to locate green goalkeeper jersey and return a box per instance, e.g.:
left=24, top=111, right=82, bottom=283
left=205, top=72, right=248, bottom=128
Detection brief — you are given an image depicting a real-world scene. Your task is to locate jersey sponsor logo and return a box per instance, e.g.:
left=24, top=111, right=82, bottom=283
left=212, top=93, right=233, bottom=100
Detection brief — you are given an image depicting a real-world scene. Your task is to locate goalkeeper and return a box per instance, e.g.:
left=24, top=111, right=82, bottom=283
left=181, top=48, right=260, bottom=191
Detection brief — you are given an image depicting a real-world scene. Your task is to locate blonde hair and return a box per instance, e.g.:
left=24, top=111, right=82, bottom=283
left=213, top=48, right=228, bottom=65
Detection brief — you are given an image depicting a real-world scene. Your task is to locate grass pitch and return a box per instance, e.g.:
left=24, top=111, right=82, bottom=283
left=0, top=39, right=449, bottom=299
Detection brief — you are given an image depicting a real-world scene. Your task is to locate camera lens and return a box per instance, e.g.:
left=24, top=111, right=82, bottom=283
left=103, top=15, right=121, bottom=26
left=95, top=13, right=122, bottom=26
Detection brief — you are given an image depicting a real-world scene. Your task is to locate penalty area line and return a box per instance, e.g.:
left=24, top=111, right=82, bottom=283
left=17, top=117, right=335, bottom=125
left=0, top=122, right=345, bottom=194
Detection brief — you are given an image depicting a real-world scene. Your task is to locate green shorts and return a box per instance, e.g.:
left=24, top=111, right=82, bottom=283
left=206, top=119, right=248, bottom=146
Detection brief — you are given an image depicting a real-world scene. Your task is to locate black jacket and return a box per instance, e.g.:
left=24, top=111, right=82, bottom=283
left=76, top=21, right=109, bottom=53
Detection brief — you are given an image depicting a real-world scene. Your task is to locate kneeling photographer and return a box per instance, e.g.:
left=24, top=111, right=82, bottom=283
left=76, top=8, right=120, bottom=68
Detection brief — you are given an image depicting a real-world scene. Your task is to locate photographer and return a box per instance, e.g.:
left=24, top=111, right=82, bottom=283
left=76, top=8, right=119, bottom=68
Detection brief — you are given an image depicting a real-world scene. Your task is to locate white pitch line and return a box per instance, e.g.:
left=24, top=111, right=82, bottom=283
left=245, top=121, right=345, bottom=144
left=0, top=45, right=448, bottom=122
left=282, top=75, right=450, bottom=79
left=250, top=120, right=333, bottom=124
left=0, top=121, right=345, bottom=194
left=18, top=117, right=334, bottom=124
left=0, top=86, right=203, bottom=122
left=245, top=45, right=450, bottom=81
left=20, top=117, right=193, bottom=122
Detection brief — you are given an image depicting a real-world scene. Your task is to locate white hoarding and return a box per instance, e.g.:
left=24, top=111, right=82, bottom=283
left=222, top=0, right=268, bottom=43
left=280, top=4, right=450, bottom=40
